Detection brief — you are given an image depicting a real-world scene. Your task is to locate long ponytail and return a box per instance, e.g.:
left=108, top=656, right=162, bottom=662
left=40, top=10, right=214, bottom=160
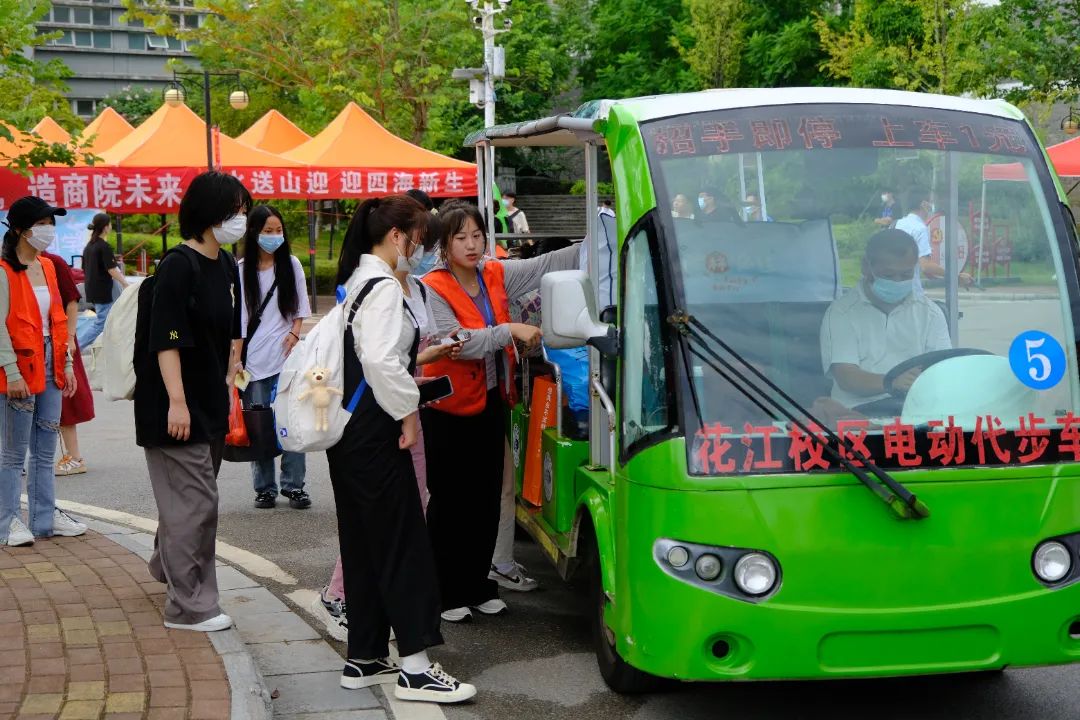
left=1, top=225, right=26, bottom=272
left=335, top=195, right=429, bottom=287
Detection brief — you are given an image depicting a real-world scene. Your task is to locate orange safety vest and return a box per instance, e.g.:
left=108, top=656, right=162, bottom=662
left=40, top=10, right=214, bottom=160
left=422, top=262, right=518, bottom=416
left=0, top=256, right=68, bottom=395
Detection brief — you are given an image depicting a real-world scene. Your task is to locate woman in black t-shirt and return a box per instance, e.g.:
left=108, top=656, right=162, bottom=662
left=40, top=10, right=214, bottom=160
left=76, top=213, right=128, bottom=349
left=133, top=172, right=248, bottom=633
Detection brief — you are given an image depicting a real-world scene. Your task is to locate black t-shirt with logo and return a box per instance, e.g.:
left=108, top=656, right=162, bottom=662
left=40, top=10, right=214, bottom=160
left=134, top=246, right=240, bottom=448
left=83, top=238, right=117, bottom=304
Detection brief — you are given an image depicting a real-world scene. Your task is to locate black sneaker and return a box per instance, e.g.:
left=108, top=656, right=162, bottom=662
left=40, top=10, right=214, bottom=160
left=282, top=489, right=312, bottom=509
left=395, top=663, right=477, bottom=704
left=254, top=491, right=276, bottom=509
left=340, top=658, right=400, bottom=689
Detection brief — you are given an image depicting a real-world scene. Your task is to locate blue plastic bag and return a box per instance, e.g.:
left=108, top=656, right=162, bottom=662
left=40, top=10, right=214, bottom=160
left=545, top=345, right=590, bottom=413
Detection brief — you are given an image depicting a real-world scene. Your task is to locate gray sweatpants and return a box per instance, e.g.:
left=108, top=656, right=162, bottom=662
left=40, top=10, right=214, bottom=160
left=144, top=440, right=224, bottom=625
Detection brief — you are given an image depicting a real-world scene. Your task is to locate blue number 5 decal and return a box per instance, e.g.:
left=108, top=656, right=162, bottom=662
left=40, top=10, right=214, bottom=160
left=1009, top=331, right=1066, bottom=390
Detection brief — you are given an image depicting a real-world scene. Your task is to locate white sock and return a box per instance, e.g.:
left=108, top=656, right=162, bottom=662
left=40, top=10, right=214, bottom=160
left=350, top=657, right=378, bottom=664
left=494, top=561, right=516, bottom=574
left=401, top=650, right=431, bottom=674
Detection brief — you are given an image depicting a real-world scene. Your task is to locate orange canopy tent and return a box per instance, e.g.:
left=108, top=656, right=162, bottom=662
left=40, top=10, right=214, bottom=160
left=100, top=102, right=303, bottom=169
left=236, top=110, right=311, bottom=154
left=82, top=107, right=134, bottom=155
left=31, top=117, right=71, bottom=145
left=1048, top=136, right=1080, bottom=178
left=283, top=102, right=475, bottom=196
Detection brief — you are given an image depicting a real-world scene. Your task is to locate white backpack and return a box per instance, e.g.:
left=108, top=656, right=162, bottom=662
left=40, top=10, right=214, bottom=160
left=100, top=279, right=144, bottom=400
left=273, top=278, right=390, bottom=453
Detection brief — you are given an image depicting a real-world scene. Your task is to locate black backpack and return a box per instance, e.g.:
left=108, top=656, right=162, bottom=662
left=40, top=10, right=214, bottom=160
left=132, top=245, right=236, bottom=380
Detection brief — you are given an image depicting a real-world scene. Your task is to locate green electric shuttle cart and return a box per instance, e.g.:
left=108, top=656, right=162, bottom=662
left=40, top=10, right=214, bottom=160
left=467, top=88, right=1080, bottom=692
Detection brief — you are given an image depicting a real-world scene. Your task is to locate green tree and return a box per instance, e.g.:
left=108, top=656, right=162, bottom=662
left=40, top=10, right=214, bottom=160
left=576, top=0, right=697, bottom=100
left=98, top=85, right=162, bottom=126
left=979, top=0, right=1080, bottom=105
left=0, top=0, right=94, bottom=171
left=816, top=0, right=990, bottom=95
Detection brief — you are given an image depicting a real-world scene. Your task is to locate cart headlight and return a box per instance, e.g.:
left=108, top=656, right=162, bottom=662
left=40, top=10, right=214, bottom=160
left=734, top=553, right=777, bottom=596
left=694, top=553, right=722, bottom=581
left=666, top=545, right=690, bottom=569
left=1034, top=541, right=1072, bottom=583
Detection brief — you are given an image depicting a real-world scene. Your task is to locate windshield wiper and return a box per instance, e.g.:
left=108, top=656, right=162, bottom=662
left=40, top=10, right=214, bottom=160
left=668, top=311, right=929, bottom=521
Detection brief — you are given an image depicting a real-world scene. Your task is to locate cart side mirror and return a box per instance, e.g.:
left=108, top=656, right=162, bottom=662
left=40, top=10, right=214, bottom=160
left=541, top=270, right=618, bottom=355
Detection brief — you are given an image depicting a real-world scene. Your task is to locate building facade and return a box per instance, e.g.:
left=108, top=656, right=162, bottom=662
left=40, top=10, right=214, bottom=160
left=33, top=0, right=202, bottom=119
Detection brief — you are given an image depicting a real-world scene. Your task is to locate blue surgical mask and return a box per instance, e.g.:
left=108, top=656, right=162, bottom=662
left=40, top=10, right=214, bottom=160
left=412, top=249, right=438, bottom=276
left=257, top=233, right=285, bottom=253
left=871, top=274, right=913, bottom=304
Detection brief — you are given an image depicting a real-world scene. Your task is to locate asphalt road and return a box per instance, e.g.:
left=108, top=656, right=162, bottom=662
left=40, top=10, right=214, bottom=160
left=52, top=389, right=1080, bottom=720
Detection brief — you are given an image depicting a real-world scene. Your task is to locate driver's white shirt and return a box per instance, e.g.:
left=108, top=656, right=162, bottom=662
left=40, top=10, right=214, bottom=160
left=820, top=282, right=951, bottom=407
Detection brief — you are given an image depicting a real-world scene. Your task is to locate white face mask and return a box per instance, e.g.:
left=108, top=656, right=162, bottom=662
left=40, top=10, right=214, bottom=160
left=27, top=224, right=55, bottom=251
left=212, top=213, right=247, bottom=244
left=394, top=234, right=424, bottom=273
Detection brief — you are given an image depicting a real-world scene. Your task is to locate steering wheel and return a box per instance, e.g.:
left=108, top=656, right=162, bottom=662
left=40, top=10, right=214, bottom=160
left=882, top=348, right=992, bottom=398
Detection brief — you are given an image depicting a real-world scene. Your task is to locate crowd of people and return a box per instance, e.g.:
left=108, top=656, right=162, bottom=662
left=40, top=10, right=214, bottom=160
left=0, top=173, right=578, bottom=705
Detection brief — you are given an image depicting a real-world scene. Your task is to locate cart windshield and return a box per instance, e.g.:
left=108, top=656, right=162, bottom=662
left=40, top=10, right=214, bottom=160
left=639, top=103, right=1080, bottom=476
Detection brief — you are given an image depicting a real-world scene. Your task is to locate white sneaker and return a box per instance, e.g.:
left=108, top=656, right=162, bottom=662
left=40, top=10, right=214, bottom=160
left=52, top=509, right=87, bottom=537
left=395, top=663, right=477, bottom=704
left=440, top=607, right=472, bottom=623
left=310, top=595, right=348, bottom=642
left=488, top=562, right=539, bottom=592
left=6, top=517, right=34, bottom=546
left=164, top=613, right=233, bottom=632
left=471, top=599, right=507, bottom=616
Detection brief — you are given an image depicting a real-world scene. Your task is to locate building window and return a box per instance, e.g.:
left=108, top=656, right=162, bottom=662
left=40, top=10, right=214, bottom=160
left=92, top=31, right=111, bottom=49
left=51, top=7, right=71, bottom=23
left=73, top=7, right=92, bottom=24
left=127, top=32, right=145, bottom=50
left=92, top=8, right=110, bottom=25
left=75, top=100, right=96, bottom=117
left=145, top=34, right=169, bottom=50
left=52, top=31, right=74, bottom=46
left=166, top=36, right=181, bottom=50
left=125, top=16, right=144, bottom=27
left=74, top=30, right=92, bottom=47
left=182, top=14, right=198, bottom=28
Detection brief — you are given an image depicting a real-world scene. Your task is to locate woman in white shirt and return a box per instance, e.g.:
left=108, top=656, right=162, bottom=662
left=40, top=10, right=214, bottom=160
left=327, top=195, right=475, bottom=704
left=234, top=206, right=312, bottom=510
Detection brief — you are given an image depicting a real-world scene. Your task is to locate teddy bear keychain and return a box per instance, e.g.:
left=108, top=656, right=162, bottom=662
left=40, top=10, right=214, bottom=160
left=297, top=367, right=343, bottom=432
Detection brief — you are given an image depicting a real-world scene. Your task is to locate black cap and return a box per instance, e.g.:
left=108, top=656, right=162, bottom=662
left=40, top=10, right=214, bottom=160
left=3, top=195, right=67, bottom=233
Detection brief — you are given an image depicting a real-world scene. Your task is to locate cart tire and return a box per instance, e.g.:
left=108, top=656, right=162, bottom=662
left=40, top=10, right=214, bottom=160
left=581, top=529, right=665, bottom=694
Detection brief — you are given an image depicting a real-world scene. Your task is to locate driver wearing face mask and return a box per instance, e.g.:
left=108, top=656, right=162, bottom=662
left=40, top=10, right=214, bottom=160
left=820, top=229, right=952, bottom=409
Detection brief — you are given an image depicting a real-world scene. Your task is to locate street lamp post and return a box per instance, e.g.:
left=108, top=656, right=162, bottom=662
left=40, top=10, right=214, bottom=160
left=454, top=1, right=511, bottom=241
left=163, top=70, right=250, bottom=171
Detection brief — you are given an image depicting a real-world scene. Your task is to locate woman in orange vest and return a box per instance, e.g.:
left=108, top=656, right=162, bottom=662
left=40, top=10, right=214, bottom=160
left=421, top=201, right=579, bottom=622
left=0, top=196, right=83, bottom=547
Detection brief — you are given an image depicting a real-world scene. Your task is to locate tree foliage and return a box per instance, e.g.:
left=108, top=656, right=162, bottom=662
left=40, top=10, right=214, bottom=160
left=0, top=0, right=94, bottom=172
left=982, top=0, right=1080, bottom=106
left=98, top=85, right=162, bottom=126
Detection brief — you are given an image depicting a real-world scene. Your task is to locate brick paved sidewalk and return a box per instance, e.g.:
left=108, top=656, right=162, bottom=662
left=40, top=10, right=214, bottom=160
left=1, top=530, right=231, bottom=720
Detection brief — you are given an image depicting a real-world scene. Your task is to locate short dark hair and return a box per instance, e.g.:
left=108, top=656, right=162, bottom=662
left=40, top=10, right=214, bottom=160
left=178, top=171, right=252, bottom=242
left=502, top=192, right=516, bottom=200
left=866, top=229, right=918, bottom=264
left=700, top=186, right=720, bottom=199
left=437, top=201, right=487, bottom=263
left=405, top=188, right=434, bottom=211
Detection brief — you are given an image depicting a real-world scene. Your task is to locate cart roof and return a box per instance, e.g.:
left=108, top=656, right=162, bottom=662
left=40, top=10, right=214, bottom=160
left=465, top=88, right=1025, bottom=148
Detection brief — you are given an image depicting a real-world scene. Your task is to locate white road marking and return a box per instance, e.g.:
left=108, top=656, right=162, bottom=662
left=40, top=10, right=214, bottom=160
left=33, top=495, right=298, bottom=585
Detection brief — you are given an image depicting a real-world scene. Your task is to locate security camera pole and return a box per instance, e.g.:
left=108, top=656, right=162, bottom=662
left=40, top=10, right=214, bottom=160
left=454, top=0, right=511, bottom=242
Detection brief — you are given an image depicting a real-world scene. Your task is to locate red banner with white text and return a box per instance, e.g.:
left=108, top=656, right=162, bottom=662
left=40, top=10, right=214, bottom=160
left=0, top=166, right=477, bottom=213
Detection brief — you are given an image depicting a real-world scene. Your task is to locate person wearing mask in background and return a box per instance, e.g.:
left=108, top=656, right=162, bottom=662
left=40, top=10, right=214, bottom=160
left=406, top=190, right=441, bottom=277
left=231, top=205, right=311, bottom=510
left=422, top=202, right=578, bottom=622
left=671, top=193, right=695, bottom=219
left=134, top=171, right=247, bottom=632
left=40, top=247, right=94, bottom=477
left=77, top=213, right=129, bottom=349
left=502, top=192, right=529, bottom=234
left=0, top=196, right=84, bottom=547
left=875, top=190, right=897, bottom=227
left=743, top=194, right=773, bottom=222
left=328, top=195, right=475, bottom=703
left=698, top=187, right=740, bottom=222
